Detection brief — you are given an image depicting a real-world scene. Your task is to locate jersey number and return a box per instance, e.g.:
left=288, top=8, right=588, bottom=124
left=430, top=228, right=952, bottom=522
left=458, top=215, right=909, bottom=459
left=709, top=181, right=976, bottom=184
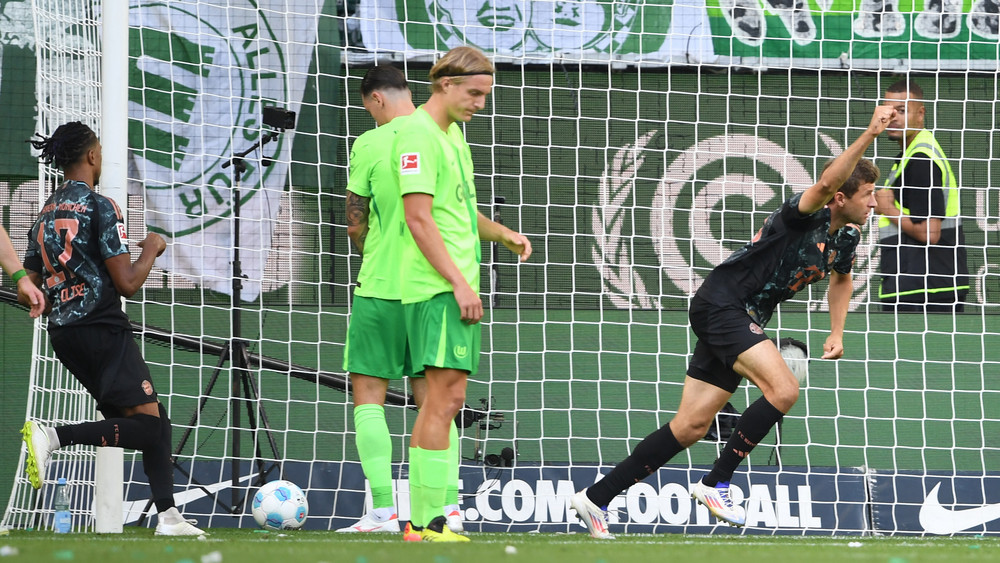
left=37, top=218, right=80, bottom=288
left=788, top=265, right=825, bottom=292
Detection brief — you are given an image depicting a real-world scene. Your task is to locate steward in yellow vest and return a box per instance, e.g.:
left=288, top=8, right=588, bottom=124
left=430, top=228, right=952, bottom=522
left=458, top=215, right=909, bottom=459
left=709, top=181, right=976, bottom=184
left=875, top=83, right=968, bottom=313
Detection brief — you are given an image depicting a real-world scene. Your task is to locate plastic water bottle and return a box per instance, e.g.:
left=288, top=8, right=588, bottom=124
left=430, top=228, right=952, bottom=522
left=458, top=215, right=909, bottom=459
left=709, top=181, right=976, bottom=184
left=53, top=477, right=71, bottom=533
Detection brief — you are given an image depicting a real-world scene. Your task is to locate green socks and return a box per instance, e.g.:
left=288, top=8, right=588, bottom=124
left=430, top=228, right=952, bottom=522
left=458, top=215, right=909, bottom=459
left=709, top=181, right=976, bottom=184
left=354, top=404, right=394, bottom=510
left=360, top=409, right=462, bottom=525
left=446, top=420, right=460, bottom=506
left=408, top=446, right=426, bottom=527
left=409, top=445, right=451, bottom=526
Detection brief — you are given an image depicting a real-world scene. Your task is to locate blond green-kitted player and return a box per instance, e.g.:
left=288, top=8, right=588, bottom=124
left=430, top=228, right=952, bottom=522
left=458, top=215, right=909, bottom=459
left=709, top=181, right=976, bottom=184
left=394, top=46, right=531, bottom=543
left=341, top=64, right=463, bottom=534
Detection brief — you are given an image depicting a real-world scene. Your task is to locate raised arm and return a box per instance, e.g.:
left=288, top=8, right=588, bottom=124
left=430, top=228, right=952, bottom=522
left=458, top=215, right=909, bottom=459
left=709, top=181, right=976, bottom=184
left=799, top=105, right=896, bottom=215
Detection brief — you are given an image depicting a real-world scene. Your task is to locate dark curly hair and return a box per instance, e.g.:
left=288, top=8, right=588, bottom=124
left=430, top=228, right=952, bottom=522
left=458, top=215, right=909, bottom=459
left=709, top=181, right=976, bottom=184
left=28, top=121, right=98, bottom=170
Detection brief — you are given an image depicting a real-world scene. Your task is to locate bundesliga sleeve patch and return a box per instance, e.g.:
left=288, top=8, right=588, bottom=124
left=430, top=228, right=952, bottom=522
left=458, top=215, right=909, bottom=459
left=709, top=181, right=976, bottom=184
left=400, top=153, right=421, bottom=175
left=116, top=222, right=130, bottom=251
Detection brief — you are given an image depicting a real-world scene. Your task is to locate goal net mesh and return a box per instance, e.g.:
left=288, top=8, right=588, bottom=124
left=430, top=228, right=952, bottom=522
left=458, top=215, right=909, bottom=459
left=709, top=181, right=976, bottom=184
left=3, top=0, right=999, bottom=535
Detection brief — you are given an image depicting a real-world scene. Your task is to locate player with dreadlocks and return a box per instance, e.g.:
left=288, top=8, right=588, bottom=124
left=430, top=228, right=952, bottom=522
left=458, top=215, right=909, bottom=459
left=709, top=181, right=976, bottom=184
left=20, top=121, right=206, bottom=536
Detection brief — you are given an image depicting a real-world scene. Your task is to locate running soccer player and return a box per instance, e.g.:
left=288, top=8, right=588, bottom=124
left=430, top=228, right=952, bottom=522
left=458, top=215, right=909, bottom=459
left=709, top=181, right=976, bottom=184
left=339, top=64, right=463, bottom=534
left=572, top=104, right=896, bottom=537
left=20, top=121, right=205, bottom=536
left=394, top=46, right=531, bottom=542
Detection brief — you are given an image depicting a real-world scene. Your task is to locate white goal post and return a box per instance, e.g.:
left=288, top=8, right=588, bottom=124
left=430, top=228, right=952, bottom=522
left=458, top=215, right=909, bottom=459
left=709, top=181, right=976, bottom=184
left=3, top=0, right=1000, bottom=537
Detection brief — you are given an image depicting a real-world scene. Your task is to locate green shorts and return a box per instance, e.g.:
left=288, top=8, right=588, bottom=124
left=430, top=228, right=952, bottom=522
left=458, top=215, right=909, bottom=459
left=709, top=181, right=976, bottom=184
left=404, top=292, right=481, bottom=376
left=343, top=295, right=415, bottom=379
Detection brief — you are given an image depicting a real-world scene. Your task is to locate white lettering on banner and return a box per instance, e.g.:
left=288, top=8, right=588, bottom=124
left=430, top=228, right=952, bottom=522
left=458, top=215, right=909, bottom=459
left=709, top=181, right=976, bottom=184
left=776, top=485, right=799, bottom=527
left=390, top=477, right=824, bottom=528
left=534, top=480, right=576, bottom=522
left=747, top=483, right=779, bottom=527
left=502, top=480, right=535, bottom=522
left=355, top=476, right=826, bottom=528
left=475, top=479, right=503, bottom=521
left=626, top=483, right=659, bottom=524
left=798, top=486, right=823, bottom=527
left=659, top=483, right=691, bottom=525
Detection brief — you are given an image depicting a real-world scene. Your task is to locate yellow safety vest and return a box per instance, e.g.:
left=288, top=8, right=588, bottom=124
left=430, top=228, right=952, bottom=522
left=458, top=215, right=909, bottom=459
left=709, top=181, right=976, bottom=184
left=878, top=129, right=960, bottom=238
left=878, top=129, right=967, bottom=299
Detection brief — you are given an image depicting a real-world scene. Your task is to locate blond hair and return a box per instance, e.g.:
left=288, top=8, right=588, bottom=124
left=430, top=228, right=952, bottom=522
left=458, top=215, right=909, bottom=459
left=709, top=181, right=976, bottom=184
left=428, top=46, right=494, bottom=92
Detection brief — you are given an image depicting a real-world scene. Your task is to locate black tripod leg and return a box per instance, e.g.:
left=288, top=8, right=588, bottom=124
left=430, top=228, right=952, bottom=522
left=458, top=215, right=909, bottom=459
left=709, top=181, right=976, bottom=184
left=175, top=342, right=232, bottom=456
left=237, top=346, right=282, bottom=482
left=242, top=378, right=282, bottom=466
left=231, top=341, right=245, bottom=510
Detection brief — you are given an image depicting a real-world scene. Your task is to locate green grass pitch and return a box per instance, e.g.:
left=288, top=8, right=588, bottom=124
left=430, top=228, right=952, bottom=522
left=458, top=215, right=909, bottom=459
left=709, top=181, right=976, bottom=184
left=1, top=529, right=998, bottom=562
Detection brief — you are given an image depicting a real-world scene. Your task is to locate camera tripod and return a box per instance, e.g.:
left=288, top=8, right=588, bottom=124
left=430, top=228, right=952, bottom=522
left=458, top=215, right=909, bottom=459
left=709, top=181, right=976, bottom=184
left=136, top=108, right=296, bottom=523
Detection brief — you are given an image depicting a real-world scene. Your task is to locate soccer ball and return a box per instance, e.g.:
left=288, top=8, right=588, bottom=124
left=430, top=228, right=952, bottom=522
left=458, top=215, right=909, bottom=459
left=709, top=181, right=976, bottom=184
left=251, top=480, right=308, bottom=530
left=775, top=337, right=809, bottom=384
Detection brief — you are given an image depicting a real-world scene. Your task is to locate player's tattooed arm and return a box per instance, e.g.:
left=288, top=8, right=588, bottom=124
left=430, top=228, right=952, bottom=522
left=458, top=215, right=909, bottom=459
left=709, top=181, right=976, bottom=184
left=346, top=191, right=371, bottom=254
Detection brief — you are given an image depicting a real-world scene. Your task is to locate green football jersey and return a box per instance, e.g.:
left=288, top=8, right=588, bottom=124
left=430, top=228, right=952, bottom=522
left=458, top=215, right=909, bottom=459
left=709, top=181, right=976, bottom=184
left=346, top=114, right=411, bottom=299
left=393, top=107, right=480, bottom=304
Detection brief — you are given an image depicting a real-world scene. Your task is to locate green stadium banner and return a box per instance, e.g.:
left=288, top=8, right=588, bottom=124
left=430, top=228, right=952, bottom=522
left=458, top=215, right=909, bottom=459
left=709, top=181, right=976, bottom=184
left=0, top=1, right=321, bottom=301
left=0, top=1, right=38, bottom=179
left=128, top=1, right=318, bottom=301
left=705, top=0, right=1000, bottom=68
left=358, top=0, right=682, bottom=62
left=357, top=0, right=999, bottom=69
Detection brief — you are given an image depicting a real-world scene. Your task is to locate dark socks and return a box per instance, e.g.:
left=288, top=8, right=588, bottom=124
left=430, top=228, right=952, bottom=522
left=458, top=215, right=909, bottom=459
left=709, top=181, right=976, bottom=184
left=704, top=396, right=784, bottom=486
left=588, top=423, right=684, bottom=507
left=55, top=414, right=159, bottom=450
left=53, top=405, right=176, bottom=514
left=146, top=403, right=176, bottom=513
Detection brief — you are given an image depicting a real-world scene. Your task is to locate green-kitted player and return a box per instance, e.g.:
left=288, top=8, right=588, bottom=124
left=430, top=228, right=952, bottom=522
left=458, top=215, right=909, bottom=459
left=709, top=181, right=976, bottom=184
left=394, top=46, right=531, bottom=542
left=340, top=64, right=463, bottom=534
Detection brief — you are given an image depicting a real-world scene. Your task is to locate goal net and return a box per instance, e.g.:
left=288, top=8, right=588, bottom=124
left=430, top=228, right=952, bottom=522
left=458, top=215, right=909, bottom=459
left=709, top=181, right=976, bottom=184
left=3, top=0, right=1000, bottom=536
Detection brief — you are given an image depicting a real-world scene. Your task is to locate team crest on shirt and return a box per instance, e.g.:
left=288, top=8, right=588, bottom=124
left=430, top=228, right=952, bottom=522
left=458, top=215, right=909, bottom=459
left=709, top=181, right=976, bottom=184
left=141, top=380, right=154, bottom=396
left=400, top=153, right=421, bottom=175
left=749, top=322, right=764, bottom=335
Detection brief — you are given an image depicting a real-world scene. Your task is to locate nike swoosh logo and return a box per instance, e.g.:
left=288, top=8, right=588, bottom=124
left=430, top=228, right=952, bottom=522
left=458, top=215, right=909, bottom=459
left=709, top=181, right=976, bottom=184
left=123, top=473, right=257, bottom=523
left=919, top=482, right=1000, bottom=534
